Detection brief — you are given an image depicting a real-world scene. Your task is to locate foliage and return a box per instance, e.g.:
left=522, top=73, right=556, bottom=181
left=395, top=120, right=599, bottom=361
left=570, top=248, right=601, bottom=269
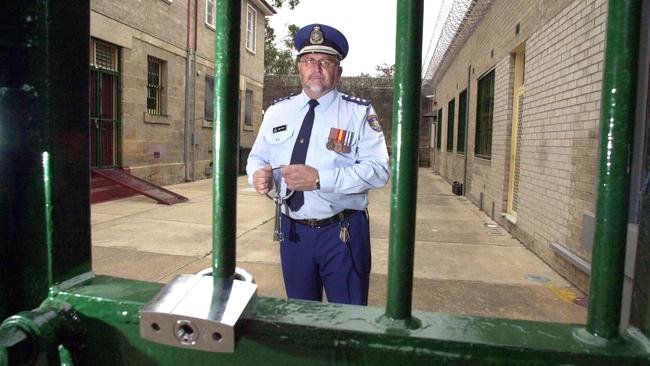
left=264, top=2, right=301, bottom=75
left=270, top=0, right=300, bottom=10
left=264, top=21, right=299, bottom=75
left=375, top=63, right=395, bottom=78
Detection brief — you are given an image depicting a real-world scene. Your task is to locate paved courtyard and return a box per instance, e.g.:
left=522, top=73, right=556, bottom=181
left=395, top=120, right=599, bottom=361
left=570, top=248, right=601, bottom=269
left=91, top=168, right=587, bottom=324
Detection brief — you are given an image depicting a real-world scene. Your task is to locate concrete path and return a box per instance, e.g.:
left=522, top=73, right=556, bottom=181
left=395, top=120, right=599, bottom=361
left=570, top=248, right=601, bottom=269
left=91, top=168, right=587, bottom=324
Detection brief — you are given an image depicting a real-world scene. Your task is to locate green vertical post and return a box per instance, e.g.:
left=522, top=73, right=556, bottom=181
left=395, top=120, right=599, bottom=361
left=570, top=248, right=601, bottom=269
left=212, top=0, right=241, bottom=279
left=587, top=0, right=642, bottom=339
left=382, top=0, right=423, bottom=327
left=43, top=152, right=54, bottom=287
left=0, top=0, right=90, bottom=320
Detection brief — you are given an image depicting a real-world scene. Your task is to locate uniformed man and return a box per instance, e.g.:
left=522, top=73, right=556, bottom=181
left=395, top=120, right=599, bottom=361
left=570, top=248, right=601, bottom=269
left=246, top=23, right=389, bottom=305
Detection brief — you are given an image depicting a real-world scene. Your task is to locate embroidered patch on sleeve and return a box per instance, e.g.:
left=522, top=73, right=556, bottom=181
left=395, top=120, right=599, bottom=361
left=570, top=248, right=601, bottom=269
left=366, top=114, right=382, bottom=132
left=326, top=127, right=354, bottom=153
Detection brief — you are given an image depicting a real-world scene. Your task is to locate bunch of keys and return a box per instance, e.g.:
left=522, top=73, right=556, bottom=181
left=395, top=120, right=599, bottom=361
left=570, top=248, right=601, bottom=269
left=265, top=168, right=293, bottom=242
left=339, top=222, right=350, bottom=243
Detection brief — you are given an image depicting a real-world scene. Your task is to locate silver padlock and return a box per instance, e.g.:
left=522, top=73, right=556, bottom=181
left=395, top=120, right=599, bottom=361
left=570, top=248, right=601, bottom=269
left=139, top=267, right=257, bottom=353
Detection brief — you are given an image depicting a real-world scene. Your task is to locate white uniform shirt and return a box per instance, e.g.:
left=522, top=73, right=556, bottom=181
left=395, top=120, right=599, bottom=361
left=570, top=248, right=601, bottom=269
left=247, top=89, right=390, bottom=220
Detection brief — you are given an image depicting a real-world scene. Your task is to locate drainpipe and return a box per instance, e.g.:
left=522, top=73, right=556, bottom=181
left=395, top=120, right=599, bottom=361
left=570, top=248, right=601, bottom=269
left=183, top=0, right=196, bottom=182
left=585, top=0, right=642, bottom=340
left=192, top=0, right=199, bottom=180
left=380, top=0, right=423, bottom=329
left=194, top=0, right=199, bottom=51
left=184, top=0, right=193, bottom=181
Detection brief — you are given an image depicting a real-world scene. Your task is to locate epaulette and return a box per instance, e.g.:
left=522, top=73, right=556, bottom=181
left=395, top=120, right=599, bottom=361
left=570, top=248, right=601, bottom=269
left=341, top=94, right=371, bottom=106
left=271, top=92, right=299, bottom=106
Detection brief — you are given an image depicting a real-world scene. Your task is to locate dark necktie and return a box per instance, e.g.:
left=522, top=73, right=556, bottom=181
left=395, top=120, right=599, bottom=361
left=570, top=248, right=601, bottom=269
left=287, top=99, right=319, bottom=211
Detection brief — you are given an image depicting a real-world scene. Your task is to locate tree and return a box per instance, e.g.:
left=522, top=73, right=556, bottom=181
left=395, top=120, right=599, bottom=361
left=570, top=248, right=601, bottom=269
left=375, top=63, right=395, bottom=78
left=265, top=21, right=299, bottom=75
left=264, top=1, right=300, bottom=75
left=270, top=0, right=300, bottom=9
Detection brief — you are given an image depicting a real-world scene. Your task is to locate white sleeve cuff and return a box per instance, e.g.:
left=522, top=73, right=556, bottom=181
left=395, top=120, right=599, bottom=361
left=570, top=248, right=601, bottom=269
left=318, top=169, right=335, bottom=193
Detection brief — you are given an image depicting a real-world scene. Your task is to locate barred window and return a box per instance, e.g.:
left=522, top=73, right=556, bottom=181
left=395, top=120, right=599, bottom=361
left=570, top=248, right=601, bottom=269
left=457, top=89, right=467, bottom=154
left=147, top=56, right=165, bottom=115
left=447, top=98, right=455, bottom=152
left=475, top=69, right=495, bottom=159
left=91, top=39, right=118, bottom=72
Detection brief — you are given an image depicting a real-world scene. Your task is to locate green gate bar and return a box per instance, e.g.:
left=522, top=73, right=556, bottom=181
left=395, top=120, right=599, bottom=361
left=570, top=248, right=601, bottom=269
left=211, top=0, right=241, bottom=279
left=1, top=0, right=650, bottom=364
left=0, top=0, right=91, bottom=321
left=587, top=0, right=643, bottom=339
left=383, top=0, right=423, bottom=326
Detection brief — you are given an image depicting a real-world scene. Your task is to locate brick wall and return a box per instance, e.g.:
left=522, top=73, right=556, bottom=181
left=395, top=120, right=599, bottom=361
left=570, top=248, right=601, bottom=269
left=515, top=0, right=606, bottom=291
left=426, top=0, right=606, bottom=291
left=91, top=0, right=270, bottom=184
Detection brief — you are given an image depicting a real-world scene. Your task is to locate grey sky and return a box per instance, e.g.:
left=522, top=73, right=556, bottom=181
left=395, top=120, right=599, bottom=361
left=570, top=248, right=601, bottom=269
left=268, top=0, right=444, bottom=76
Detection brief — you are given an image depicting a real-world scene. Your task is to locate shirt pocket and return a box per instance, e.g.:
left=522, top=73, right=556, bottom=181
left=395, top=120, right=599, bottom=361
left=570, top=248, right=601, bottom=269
left=264, top=126, right=294, bottom=145
left=264, top=126, right=295, bottom=169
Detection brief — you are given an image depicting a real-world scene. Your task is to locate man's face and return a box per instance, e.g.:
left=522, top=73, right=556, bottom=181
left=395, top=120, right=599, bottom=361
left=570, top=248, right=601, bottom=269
left=298, top=53, right=342, bottom=99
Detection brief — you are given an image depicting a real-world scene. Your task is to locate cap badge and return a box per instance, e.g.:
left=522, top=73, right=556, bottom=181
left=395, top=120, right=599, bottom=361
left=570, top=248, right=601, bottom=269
left=309, top=26, right=324, bottom=45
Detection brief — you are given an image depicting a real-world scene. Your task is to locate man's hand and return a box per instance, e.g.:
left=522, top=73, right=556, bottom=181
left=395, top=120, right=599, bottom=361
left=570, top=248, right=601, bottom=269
left=281, top=164, right=319, bottom=191
left=252, top=166, right=273, bottom=195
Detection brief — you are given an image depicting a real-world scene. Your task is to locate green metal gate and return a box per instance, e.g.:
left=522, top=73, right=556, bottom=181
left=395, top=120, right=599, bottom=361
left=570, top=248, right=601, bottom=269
left=1, top=0, right=649, bottom=365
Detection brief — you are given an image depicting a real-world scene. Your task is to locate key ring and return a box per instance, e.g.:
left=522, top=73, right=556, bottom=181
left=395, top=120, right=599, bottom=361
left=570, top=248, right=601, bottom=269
left=265, top=166, right=294, bottom=241
left=265, top=175, right=294, bottom=204
left=264, top=166, right=294, bottom=204
left=265, top=187, right=295, bottom=204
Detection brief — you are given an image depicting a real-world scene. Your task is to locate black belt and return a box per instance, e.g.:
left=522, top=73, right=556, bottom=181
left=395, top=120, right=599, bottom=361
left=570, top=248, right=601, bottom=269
left=286, top=209, right=357, bottom=228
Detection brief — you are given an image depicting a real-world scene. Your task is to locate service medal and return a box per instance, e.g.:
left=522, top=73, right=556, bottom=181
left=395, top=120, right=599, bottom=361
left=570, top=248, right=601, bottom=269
left=327, top=127, right=354, bottom=154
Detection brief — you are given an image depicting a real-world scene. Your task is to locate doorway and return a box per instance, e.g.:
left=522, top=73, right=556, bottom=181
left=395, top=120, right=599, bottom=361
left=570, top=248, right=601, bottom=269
left=90, top=39, right=120, bottom=168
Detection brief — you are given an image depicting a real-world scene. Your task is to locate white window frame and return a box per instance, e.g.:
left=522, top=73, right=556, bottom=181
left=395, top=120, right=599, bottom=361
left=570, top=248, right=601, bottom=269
left=205, top=0, right=215, bottom=29
left=246, top=5, right=257, bottom=53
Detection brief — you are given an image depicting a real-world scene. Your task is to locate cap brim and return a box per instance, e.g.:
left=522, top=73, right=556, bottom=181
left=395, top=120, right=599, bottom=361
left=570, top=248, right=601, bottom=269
left=297, top=45, right=342, bottom=59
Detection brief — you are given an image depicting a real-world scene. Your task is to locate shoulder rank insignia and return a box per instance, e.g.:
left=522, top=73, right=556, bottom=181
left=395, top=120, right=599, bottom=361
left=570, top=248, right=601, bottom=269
left=366, top=114, right=382, bottom=132
left=341, top=94, right=371, bottom=106
left=271, top=92, right=299, bottom=106
left=326, top=127, right=354, bottom=154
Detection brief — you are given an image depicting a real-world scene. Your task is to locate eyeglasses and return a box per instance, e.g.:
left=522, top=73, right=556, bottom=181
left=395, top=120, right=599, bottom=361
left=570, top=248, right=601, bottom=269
left=299, top=57, right=339, bottom=68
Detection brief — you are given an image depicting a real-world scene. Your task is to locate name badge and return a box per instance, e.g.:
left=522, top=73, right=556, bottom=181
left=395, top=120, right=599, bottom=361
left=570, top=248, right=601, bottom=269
left=273, top=125, right=287, bottom=133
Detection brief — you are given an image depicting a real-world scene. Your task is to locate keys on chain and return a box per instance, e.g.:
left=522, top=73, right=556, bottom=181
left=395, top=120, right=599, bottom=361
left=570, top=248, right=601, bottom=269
left=339, top=222, right=350, bottom=243
left=273, top=194, right=283, bottom=241
left=265, top=173, right=294, bottom=242
left=263, top=166, right=351, bottom=243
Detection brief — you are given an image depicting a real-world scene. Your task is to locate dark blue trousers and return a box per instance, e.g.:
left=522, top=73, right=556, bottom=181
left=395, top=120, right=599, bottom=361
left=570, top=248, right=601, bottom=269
left=280, top=210, right=371, bottom=305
